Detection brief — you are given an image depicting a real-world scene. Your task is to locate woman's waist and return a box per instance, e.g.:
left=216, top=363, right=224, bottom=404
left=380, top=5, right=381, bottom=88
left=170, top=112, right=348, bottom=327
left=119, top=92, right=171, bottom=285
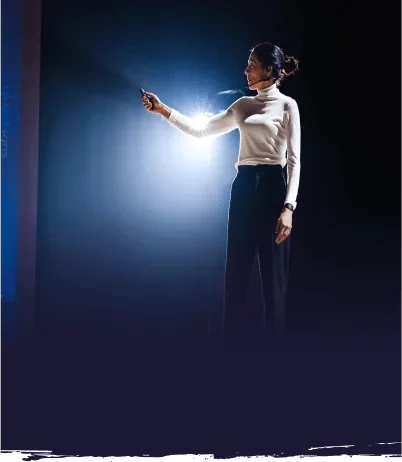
left=236, top=154, right=287, bottom=169
left=231, top=163, right=287, bottom=201
left=236, top=163, right=284, bottom=176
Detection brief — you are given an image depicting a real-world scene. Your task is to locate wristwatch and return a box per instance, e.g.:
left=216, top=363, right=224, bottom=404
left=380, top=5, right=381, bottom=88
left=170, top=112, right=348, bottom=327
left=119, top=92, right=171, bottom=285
left=283, top=203, right=294, bottom=212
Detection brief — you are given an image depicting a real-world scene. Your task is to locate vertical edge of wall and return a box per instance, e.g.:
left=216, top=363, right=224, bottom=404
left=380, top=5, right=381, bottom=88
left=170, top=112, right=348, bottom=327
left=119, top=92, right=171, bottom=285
left=16, top=0, right=42, bottom=343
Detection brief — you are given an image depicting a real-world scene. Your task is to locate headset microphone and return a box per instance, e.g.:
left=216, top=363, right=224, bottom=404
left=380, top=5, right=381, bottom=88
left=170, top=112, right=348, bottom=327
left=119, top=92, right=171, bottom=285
left=247, top=76, right=270, bottom=89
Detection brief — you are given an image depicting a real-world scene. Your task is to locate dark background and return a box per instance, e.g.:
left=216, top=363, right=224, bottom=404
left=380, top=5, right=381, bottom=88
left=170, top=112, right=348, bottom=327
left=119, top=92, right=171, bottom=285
left=3, top=0, right=401, bottom=456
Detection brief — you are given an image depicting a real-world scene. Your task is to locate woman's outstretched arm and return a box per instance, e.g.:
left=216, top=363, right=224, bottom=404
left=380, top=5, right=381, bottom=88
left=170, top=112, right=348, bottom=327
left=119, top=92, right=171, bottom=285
left=143, top=91, right=238, bottom=138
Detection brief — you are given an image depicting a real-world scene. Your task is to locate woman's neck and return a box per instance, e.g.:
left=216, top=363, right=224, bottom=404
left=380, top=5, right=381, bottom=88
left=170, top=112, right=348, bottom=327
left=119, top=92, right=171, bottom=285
left=258, top=80, right=275, bottom=91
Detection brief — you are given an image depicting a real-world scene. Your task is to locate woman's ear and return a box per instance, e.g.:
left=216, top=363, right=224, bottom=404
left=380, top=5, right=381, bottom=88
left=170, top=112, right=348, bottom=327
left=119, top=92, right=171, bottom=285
left=264, top=65, right=273, bottom=79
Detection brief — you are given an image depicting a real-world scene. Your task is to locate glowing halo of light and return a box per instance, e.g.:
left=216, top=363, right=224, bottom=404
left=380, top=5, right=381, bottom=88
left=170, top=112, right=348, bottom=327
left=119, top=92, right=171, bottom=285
left=178, top=112, right=217, bottom=155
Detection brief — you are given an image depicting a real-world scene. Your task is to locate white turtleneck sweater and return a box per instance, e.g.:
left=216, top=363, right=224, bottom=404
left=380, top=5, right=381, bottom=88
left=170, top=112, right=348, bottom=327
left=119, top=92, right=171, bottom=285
left=167, top=83, right=301, bottom=209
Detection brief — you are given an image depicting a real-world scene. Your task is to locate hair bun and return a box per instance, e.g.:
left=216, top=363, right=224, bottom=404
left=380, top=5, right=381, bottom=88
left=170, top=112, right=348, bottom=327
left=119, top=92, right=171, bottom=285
left=282, top=55, right=299, bottom=76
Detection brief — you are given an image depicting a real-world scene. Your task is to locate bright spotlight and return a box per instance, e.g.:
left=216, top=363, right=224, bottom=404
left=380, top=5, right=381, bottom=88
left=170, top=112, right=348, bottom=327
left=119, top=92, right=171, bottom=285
left=179, top=112, right=217, bottom=155
left=192, top=113, right=211, bottom=135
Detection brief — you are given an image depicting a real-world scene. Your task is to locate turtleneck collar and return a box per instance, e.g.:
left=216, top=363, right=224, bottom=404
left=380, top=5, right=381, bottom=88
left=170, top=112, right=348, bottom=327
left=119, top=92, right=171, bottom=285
left=256, top=83, right=280, bottom=99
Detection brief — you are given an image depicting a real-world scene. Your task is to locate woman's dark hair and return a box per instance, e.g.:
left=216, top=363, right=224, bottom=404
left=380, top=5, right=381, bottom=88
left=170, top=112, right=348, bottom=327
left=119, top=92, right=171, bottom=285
left=250, top=42, right=299, bottom=86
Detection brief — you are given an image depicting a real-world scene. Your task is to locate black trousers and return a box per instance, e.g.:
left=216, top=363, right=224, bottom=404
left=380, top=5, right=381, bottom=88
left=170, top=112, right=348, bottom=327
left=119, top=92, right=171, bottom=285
left=222, top=164, right=291, bottom=348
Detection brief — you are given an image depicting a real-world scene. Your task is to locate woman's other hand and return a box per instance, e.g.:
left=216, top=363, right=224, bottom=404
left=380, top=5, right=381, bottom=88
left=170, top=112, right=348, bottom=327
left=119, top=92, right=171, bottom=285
left=275, top=209, right=292, bottom=244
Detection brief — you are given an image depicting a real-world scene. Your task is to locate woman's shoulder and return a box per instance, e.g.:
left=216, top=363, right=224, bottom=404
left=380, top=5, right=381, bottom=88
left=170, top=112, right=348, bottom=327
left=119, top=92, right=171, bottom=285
left=277, top=87, right=296, bottom=101
left=280, top=92, right=299, bottom=111
left=231, top=96, right=255, bottom=109
left=226, top=96, right=252, bottom=113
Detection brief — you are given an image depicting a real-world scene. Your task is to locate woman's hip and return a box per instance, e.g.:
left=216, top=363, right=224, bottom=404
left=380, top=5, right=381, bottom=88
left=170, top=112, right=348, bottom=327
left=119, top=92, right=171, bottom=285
left=230, top=164, right=287, bottom=207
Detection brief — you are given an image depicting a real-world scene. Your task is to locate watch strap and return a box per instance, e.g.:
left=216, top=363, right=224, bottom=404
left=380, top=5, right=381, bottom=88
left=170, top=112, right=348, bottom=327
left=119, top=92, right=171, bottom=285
left=284, top=203, right=294, bottom=212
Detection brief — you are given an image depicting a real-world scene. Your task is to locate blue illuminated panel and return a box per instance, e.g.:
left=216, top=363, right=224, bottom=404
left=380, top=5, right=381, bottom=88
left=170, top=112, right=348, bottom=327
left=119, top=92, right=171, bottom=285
left=1, top=0, right=22, bottom=302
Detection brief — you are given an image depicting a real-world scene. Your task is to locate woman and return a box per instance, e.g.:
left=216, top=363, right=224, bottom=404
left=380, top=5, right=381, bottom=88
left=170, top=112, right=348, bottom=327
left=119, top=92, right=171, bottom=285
left=142, top=42, right=301, bottom=348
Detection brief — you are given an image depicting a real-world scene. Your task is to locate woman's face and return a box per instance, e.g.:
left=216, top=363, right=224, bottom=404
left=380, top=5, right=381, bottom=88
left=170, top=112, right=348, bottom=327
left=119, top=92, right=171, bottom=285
left=245, top=53, right=271, bottom=89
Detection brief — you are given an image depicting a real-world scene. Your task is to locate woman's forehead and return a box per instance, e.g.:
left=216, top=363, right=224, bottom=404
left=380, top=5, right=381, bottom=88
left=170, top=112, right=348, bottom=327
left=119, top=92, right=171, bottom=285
left=248, top=53, right=257, bottom=63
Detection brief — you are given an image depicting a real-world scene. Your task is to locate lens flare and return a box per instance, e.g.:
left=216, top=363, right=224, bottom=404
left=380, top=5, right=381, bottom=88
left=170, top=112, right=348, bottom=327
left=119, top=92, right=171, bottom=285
left=179, top=112, right=216, bottom=162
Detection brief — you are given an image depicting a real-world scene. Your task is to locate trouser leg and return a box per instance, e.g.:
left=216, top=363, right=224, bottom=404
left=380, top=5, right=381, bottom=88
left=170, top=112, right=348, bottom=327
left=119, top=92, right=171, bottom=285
left=256, top=166, right=291, bottom=343
left=257, top=233, right=291, bottom=339
left=222, top=176, right=258, bottom=347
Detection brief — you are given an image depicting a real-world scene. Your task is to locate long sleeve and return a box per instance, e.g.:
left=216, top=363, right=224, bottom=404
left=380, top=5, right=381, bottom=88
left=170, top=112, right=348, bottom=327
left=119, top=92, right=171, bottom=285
left=167, top=104, right=238, bottom=139
left=284, top=98, right=301, bottom=209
